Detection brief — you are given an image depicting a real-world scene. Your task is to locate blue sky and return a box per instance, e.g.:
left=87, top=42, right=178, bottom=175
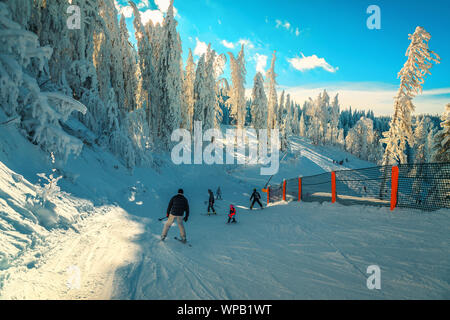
left=116, top=0, right=450, bottom=115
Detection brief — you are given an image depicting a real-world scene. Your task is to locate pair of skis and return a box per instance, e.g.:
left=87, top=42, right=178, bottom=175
left=173, top=236, right=192, bottom=247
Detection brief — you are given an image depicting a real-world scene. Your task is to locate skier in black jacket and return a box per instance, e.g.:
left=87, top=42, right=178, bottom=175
left=250, top=188, right=263, bottom=210
left=161, top=189, right=190, bottom=243
left=207, top=189, right=216, bottom=215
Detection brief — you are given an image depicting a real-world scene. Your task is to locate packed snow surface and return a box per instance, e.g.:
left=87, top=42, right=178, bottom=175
left=1, top=122, right=449, bottom=299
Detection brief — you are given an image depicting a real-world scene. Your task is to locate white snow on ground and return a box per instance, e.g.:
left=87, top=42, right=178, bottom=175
left=1, top=121, right=449, bottom=299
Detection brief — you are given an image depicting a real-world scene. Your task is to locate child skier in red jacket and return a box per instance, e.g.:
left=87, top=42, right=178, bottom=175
left=227, top=204, right=237, bottom=224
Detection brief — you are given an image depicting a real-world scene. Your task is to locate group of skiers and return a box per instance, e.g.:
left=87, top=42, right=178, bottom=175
left=161, top=187, right=264, bottom=244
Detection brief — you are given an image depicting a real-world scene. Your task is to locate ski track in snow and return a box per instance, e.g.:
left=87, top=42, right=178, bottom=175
left=1, top=127, right=449, bottom=299
left=0, top=207, right=144, bottom=299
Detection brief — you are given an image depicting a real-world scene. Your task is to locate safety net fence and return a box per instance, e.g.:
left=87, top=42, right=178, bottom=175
left=263, top=163, right=450, bottom=212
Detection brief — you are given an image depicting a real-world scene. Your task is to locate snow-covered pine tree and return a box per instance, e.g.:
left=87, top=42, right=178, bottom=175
left=119, top=14, right=138, bottom=112
left=228, top=45, right=246, bottom=129
left=153, top=0, right=182, bottom=149
left=381, top=26, right=440, bottom=165
left=432, top=104, right=450, bottom=163
left=0, top=2, right=87, bottom=161
left=193, top=46, right=217, bottom=130
left=345, top=117, right=380, bottom=162
left=318, top=90, right=330, bottom=145
left=193, top=54, right=206, bottom=125
left=284, top=93, right=292, bottom=136
left=130, top=1, right=153, bottom=123
left=250, top=72, right=268, bottom=131
left=278, top=90, right=285, bottom=129
left=266, top=52, right=278, bottom=131
left=329, top=94, right=340, bottom=145
left=203, top=44, right=218, bottom=130
left=299, top=112, right=306, bottom=137
left=413, top=116, right=430, bottom=164
left=181, top=48, right=195, bottom=131
left=337, top=128, right=345, bottom=149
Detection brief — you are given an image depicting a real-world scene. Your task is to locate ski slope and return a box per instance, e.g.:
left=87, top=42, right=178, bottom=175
left=1, top=121, right=449, bottom=299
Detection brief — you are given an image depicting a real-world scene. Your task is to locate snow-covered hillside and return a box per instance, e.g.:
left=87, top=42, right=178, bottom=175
left=1, top=117, right=449, bottom=299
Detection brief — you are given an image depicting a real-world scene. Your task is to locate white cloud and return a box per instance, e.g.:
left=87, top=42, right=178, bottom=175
left=295, top=27, right=300, bottom=36
left=254, top=54, right=268, bottom=75
left=119, top=5, right=134, bottom=18
left=221, top=40, right=235, bottom=49
left=137, top=2, right=148, bottom=9
left=140, top=9, right=164, bottom=25
left=218, top=19, right=222, bottom=25
left=288, top=53, right=338, bottom=73
left=155, top=0, right=170, bottom=12
left=238, top=39, right=255, bottom=49
left=275, top=19, right=291, bottom=30
left=114, top=0, right=121, bottom=11
left=154, top=0, right=178, bottom=15
left=194, top=38, right=208, bottom=57
left=284, top=83, right=450, bottom=116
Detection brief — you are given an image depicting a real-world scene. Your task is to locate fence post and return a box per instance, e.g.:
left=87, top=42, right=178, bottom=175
left=283, top=180, right=287, bottom=201
left=390, top=166, right=399, bottom=211
left=298, top=177, right=302, bottom=202
left=331, top=171, right=336, bottom=203
left=262, top=188, right=269, bottom=205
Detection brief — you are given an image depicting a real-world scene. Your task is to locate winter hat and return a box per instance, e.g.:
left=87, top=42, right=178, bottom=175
left=178, top=189, right=184, bottom=194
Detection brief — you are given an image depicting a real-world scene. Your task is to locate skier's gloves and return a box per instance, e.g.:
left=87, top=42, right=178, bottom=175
left=184, top=216, right=188, bottom=223
left=166, top=213, right=169, bottom=218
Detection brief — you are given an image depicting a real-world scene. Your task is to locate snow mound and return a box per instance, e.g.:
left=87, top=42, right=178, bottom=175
left=0, top=160, right=91, bottom=271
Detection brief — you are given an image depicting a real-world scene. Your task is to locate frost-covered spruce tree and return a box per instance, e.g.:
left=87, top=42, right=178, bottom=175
left=278, top=90, right=285, bottom=129
left=284, top=94, right=292, bottom=136
left=292, top=104, right=299, bottom=135
left=337, top=128, right=345, bottom=149
left=203, top=44, right=218, bottom=130
left=228, top=45, right=247, bottom=129
left=266, top=52, right=278, bottom=131
left=193, top=54, right=206, bottom=124
left=193, top=47, right=217, bottom=130
left=130, top=1, right=153, bottom=121
left=413, top=116, right=430, bottom=164
left=98, top=0, right=126, bottom=113
left=306, top=93, right=323, bottom=145
left=432, top=104, right=450, bottom=163
left=155, top=0, right=182, bottom=148
left=0, top=3, right=87, bottom=161
left=381, top=26, right=440, bottom=165
left=318, top=90, right=330, bottom=145
left=345, top=118, right=379, bottom=162
left=181, top=48, right=195, bottom=131
left=119, top=14, right=138, bottom=112
left=25, top=0, right=72, bottom=93
left=329, top=94, right=340, bottom=145
left=251, top=72, right=268, bottom=131
left=299, top=112, right=306, bottom=137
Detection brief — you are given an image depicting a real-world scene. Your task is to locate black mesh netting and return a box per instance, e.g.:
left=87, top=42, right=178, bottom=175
left=265, top=163, right=450, bottom=212
left=396, top=163, right=450, bottom=211
left=335, top=165, right=392, bottom=208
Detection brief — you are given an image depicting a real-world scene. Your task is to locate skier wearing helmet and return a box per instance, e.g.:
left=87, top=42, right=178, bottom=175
left=227, top=204, right=237, bottom=224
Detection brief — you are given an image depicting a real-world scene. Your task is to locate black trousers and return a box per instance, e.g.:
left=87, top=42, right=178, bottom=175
left=208, top=202, right=216, bottom=213
left=227, top=217, right=236, bottom=223
left=250, top=198, right=263, bottom=209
